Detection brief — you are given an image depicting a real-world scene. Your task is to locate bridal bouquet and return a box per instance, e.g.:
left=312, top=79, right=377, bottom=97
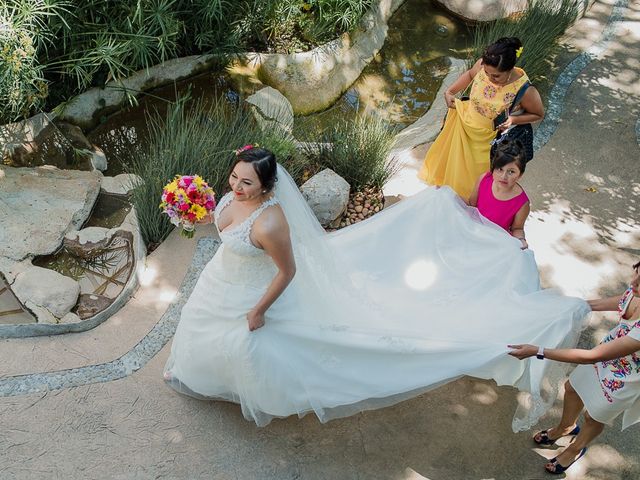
left=160, top=175, right=216, bottom=238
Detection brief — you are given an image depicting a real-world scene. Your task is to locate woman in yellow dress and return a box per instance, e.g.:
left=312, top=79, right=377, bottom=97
left=419, top=37, right=545, bottom=200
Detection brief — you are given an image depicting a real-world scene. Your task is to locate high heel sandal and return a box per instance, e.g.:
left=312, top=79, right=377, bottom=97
left=545, top=447, right=587, bottom=474
left=533, top=425, right=580, bottom=445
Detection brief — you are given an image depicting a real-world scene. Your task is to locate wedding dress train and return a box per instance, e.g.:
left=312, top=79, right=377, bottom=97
left=164, top=166, right=589, bottom=430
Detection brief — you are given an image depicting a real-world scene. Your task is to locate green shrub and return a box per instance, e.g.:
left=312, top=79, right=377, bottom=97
left=302, top=114, right=399, bottom=190
left=0, top=17, right=48, bottom=121
left=126, top=97, right=296, bottom=247
left=468, top=0, right=580, bottom=82
left=0, top=0, right=375, bottom=124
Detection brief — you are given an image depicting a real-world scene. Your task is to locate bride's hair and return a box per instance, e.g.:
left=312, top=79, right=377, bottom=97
left=231, top=147, right=278, bottom=191
left=490, top=139, right=527, bottom=173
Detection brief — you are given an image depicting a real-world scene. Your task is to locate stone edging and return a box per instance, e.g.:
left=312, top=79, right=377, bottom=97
left=533, top=0, right=628, bottom=151
left=0, top=237, right=218, bottom=397
left=0, top=207, right=147, bottom=339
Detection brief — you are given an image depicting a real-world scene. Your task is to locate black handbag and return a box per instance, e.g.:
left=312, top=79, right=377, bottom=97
left=490, top=81, right=534, bottom=163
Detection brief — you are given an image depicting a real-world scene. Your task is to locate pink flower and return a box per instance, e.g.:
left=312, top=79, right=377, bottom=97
left=178, top=203, right=190, bottom=212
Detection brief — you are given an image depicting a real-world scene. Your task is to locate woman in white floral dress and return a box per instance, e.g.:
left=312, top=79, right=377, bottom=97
left=509, top=261, right=640, bottom=474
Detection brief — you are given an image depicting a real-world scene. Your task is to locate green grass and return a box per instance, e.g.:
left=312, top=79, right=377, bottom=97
left=468, top=0, right=580, bottom=83
left=301, top=114, right=399, bottom=190
left=126, top=96, right=296, bottom=246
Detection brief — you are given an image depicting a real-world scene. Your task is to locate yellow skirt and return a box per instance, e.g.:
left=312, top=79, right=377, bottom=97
left=419, top=98, right=495, bottom=200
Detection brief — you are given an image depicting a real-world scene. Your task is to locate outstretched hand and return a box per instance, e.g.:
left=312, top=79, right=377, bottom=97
left=507, top=344, right=537, bottom=360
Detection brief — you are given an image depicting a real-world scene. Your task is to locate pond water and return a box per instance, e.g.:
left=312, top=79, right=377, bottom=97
left=83, top=193, right=132, bottom=229
left=33, top=233, right=135, bottom=320
left=84, top=0, right=472, bottom=171
left=87, top=73, right=238, bottom=176
left=295, top=0, right=472, bottom=136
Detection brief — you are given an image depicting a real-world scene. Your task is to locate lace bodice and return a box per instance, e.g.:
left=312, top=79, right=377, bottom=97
left=213, top=192, right=280, bottom=287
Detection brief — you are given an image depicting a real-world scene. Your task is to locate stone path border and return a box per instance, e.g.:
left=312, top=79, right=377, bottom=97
left=0, top=237, right=218, bottom=397
left=533, top=0, right=628, bottom=151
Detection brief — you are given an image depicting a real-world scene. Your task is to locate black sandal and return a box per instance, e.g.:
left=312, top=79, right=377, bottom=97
left=545, top=447, right=587, bottom=474
left=533, top=425, right=580, bottom=445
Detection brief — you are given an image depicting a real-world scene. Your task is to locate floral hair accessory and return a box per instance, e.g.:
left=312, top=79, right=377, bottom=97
left=235, top=144, right=259, bottom=155
left=515, top=46, right=523, bottom=58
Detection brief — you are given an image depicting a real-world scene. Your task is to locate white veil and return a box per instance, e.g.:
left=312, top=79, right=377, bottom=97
left=271, top=164, right=588, bottom=431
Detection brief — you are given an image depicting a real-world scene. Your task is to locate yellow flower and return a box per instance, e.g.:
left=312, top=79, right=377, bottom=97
left=164, top=180, right=178, bottom=193
left=193, top=175, right=204, bottom=189
left=190, top=203, right=207, bottom=220
left=515, top=46, right=524, bottom=58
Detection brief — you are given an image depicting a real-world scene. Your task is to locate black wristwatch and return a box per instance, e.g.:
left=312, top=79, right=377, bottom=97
left=536, top=346, right=545, bottom=360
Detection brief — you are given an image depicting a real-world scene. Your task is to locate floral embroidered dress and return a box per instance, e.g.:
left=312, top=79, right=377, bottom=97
left=569, top=287, right=640, bottom=429
left=419, top=67, right=529, bottom=200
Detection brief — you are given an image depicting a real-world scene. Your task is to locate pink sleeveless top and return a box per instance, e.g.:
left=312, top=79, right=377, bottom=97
left=476, top=172, right=529, bottom=232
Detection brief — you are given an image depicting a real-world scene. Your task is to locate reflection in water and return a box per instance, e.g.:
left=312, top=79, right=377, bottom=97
left=295, top=0, right=472, bottom=136
left=83, top=193, right=132, bottom=229
left=87, top=73, right=238, bottom=176
left=34, top=234, right=134, bottom=319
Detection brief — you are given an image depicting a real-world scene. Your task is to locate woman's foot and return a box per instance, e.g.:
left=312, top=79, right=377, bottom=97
left=163, top=370, right=173, bottom=381
left=533, top=424, right=580, bottom=445
left=545, top=447, right=587, bottom=474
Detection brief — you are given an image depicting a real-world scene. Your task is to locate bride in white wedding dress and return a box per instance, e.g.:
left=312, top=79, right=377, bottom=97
left=164, top=147, right=590, bottom=430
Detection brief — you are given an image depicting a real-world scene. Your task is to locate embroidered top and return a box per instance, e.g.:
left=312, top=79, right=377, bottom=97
left=594, top=287, right=640, bottom=404
left=212, top=192, right=281, bottom=288
left=469, top=67, right=530, bottom=121
left=475, top=172, right=529, bottom=231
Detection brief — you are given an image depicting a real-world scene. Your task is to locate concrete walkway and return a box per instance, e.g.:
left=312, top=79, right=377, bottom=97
left=1, top=1, right=639, bottom=478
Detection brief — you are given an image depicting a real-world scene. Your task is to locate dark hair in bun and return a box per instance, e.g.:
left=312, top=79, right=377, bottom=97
left=231, top=147, right=278, bottom=192
left=490, top=138, right=527, bottom=173
left=482, top=37, right=523, bottom=72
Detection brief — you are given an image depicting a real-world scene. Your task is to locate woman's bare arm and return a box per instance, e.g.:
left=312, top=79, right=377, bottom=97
left=247, top=206, right=296, bottom=330
left=508, top=335, right=640, bottom=364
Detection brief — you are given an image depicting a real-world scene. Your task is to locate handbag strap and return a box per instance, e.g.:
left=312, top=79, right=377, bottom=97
left=509, top=81, right=530, bottom=113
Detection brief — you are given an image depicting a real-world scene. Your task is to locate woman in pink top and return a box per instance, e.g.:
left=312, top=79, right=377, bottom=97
left=468, top=139, right=530, bottom=249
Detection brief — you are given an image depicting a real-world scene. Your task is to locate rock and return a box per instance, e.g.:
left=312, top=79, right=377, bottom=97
left=434, top=0, right=528, bottom=22
left=230, top=0, right=406, bottom=115
left=0, top=112, right=56, bottom=162
left=0, top=166, right=102, bottom=261
left=3, top=121, right=94, bottom=170
left=60, top=312, right=81, bottom=324
left=13, top=266, right=80, bottom=319
left=63, top=227, right=113, bottom=257
left=101, top=173, right=142, bottom=195
left=0, top=257, right=31, bottom=284
left=90, top=146, right=108, bottom=171
left=245, top=86, right=294, bottom=134
left=24, top=302, right=58, bottom=324
left=300, top=169, right=350, bottom=227
left=75, top=293, right=113, bottom=320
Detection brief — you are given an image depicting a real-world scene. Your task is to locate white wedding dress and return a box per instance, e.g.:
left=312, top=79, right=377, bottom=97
left=164, top=166, right=590, bottom=430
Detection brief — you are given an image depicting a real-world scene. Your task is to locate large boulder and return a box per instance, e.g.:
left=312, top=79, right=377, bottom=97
left=101, top=173, right=142, bottom=195
left=246, top=86, right=294, bottom=135
left=12, top=266, right=80, bottom=320
left=230, top=0, right=406, bottom=115
left=0, top=166, right=102, bottom=261
left=300, top=169, right=350, bottom=227
left=434, top=0, right=528, bottom=22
